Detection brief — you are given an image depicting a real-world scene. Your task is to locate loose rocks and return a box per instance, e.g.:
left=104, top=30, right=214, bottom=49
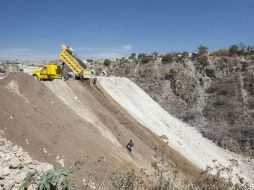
left=0, top=135, right=52, bottom=189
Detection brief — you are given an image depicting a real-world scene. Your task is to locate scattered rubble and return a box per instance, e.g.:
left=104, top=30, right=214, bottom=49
left=0, top=135, right=53, bottom=189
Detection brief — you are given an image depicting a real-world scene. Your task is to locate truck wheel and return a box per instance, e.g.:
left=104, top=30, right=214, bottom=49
left=33, top=75, right=39, bottom=80
left=61, top=76, right=69, bottom=81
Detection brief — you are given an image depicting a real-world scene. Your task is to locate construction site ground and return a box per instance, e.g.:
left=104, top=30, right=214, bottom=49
left=0, top=72, right=199, bottom=188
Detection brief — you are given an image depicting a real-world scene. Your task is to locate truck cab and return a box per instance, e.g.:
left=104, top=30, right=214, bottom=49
left=32, top=64, right=62, bottom=81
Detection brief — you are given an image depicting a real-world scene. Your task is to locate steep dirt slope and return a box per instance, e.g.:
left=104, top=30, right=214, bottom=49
left=74, top=80, right=199, bottom=176
left=0, top=73, right=199, bottom=188
left=0, top=73, right=129, bottom=187
left=44, top=78, right=200, bottom=178
left=99, top=76, right=254, bottom=185
left=43, top=79, right=153, bottom=170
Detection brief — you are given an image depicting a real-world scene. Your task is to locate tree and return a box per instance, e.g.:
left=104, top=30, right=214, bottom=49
left=138, top=53, right=146, bottom=60
left=152, top=51, right=159, bottom=57
left=229, top=45, right=239, bottom=55
left=246, top=46, right=254, bottom=55
left=239, top=43, right=247, bottom=55
left=138, top=53, right=153, bottom=64
left=182, top=51, right=189, bottom=59
left=213, top=48, right=229, bottom=56
left=162, top=53, right=174, bottom=64
left=198, top=45, right=209, bottom=55
left=103, top=59, right=112, bottom=67
left=87, top=59, right=93, bottom=63
left=129, top=53, right=136, bottom=60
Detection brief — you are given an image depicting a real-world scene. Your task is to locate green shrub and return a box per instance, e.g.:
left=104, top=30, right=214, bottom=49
left=195, top=55, right=209, bottom=71
left=152, top=51, right=159, bottom=57
left=164, top=69, right=176, bottom=81
left=110, top=170, right=146, bottom=190
left=199, top=78, right=204, bottom=86
left=190, top=160, right=251, bottom=190
left=198, top=55, right=208, bottom=65
left=119, top=57, right=128, bottom=64
left=19, top=167, right=77, bottom=190
left=182, top=51, right=189, bottom=58
left=162, top=53, right=174, bottom=64
left=103, top=59, right=112, bottom=67
left=198, top=45, right=208, bottom=55
left=205, top=68, right=216, bottom=79
left=212, top=48, right=229, bottom=56
left=138, top=53, right=153, bottom=64
left=247, top=46, right=254, bottom=55
left=229, top=45, right=239, bottom=55
left=96, top=67, right=103, bottom=75
left=129, top=53, right=136, bottom=60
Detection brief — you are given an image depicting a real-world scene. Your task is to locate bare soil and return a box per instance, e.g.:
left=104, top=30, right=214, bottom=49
left=0, top=72, right=200, bottom=188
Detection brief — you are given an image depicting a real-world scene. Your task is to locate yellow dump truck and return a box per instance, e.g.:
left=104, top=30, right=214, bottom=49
left=59, top=44, right=95, bottom=80
left=32, top=65, right=62, bottom=81
left=32, top=45, right=95, bottom=81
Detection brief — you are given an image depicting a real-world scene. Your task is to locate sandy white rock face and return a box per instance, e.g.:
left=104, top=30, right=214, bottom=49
left=98, top=76, right=254, bottom=185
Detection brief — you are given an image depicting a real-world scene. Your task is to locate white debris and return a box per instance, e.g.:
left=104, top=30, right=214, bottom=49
left=43, top=148, right=47, bottom=154
left=0, top=135, right=52, bottom=188
left=99, top=76, right=254, bottom=185
left=74, top=96, right=79, bottom=102
left=57, top=158, right=65, bottom=167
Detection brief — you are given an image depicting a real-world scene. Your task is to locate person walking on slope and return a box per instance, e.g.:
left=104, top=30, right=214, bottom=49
left=126, top=139, right=134, bottom=155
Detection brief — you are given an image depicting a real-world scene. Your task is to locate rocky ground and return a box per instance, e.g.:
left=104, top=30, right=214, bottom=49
left=106, top=54, right=254, bottom=157
left=0, top=134, right=52, bottom=190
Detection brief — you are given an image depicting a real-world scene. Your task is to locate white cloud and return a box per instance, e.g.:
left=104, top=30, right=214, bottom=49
left=0, top=48, right=56, bottom=61
left=0, top=44, right=134, bottom=60
left=83, top=51, right=124, bottom=59
left=122, top=44, right=132, bottom=51
left=76, top=44, right=133, bottom=59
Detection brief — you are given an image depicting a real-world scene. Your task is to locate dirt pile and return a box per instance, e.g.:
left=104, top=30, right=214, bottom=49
left=0, top=72, right=198, bottom=188
left=0, top=134, right=52, bottom=190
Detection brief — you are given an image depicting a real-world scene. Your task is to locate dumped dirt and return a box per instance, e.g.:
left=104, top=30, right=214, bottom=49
left=99, top=76, right=254, bottom=184
left=0, top=72, right=200, bottom=188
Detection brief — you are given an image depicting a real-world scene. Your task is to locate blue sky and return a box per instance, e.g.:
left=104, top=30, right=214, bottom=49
left=0, top=0, right=254, bottom=60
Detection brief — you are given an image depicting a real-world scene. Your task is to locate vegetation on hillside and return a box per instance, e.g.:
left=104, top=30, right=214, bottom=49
left=19, top=168, right=77, bottom=190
